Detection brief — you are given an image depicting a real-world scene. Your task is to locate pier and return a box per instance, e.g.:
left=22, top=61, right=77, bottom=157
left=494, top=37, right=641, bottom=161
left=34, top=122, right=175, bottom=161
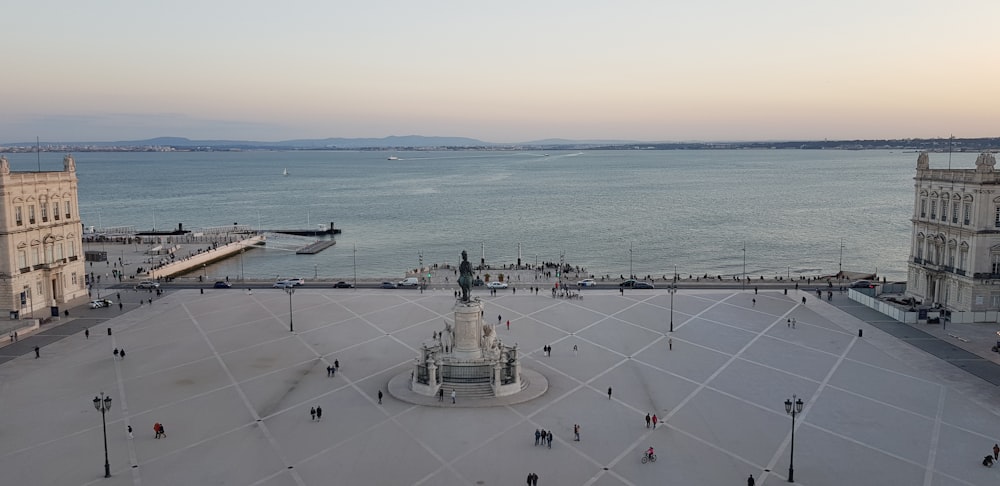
left=296, top=240, right=337, bottom=254
left=261, top=222, right=340, bottom=237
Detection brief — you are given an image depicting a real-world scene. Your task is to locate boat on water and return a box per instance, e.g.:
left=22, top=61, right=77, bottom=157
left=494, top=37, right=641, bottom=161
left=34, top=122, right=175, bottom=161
left=387, top=156, right=399, bottom=161
left=283, top=168, right=288, bottom=176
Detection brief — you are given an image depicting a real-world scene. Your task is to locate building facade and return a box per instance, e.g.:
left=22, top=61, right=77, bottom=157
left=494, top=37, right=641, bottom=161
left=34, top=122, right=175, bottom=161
left=908, top=151, right=1000, bottom=317
left=0, top=154, right=87, bottom=318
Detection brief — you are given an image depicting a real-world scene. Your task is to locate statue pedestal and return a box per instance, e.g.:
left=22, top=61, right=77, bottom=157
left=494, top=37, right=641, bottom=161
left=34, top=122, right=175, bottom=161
left=451, top=301, right=483, bottom=360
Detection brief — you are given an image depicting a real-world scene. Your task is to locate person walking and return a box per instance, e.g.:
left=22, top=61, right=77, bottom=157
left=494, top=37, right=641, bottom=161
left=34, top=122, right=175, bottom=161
left=792, top=317, right=796, bottom=328
left=994, top=443, right=999, bottom=460
left=527, top=472, right=533, bottom=486
left=310, top=407, right=316, bottom=421
left=573, top=424, right=580, bottom=441
left=532, top=473, right=538, bottom=486
left=534, top=429, right=541, bottom=446
left=645, top=413, right=651, bottom=428
left=668, top=338, right=673, bottom=350
left=573, top=344, right=578, bottom=355
left=506, top=320, right=510, bottom=331
left=158, top=423, right=165, bottom=438
left=747, top=474, right=755, bottom=486
left=451, top=389, right=456, bottom=404
left=34, top=346, right=39, bottom=358
left=752, top=298, right=756, bottom=307
left=377, top=390, right=383, bottom=404
left=120, top=349, right=126, bottom=360
left=652, top=414, right=658, bottom=429
left=114, top=348, right=120, bottom=360
left=127, top=425, right=134, bottom=439
left=85, top=328, right=89, bottom=339
left=153, top=422, right=161, bottom=439
left=334, top=359, right=340, bottom=371
left=608, top=387, right=612, bottom=399
left=438, top=388, right=444, bottom=402
left=315, top=406, right=322, bottom=420
left=546, top=431, right=553, bottom=448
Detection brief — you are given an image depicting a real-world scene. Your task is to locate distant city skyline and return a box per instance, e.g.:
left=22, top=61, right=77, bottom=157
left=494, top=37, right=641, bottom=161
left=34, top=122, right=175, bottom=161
left=4, top=1, right=999, bottom=143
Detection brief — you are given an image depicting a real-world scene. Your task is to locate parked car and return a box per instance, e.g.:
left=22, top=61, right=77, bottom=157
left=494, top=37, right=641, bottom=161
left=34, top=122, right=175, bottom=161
left=633, top=282, right=655, bottom=289
left=850, top=280, right=874, bottom=288
left=398, top=277, right=420, bottom=287
left=213, top=281, right=232, bottom=288
left=486, top=281, right=508, bottom=289
left=136, top=281, right=160, bottom=289
left=334, top=281, right=354, bottom=288
left=473, top=278, right=484, bottom=287
left=272, top=280, right=294, bottom=288
left=283, top=278, right=305, bottom=286
left=577, top=279, right=597, bottom=287
left=380, top=281, right=397, bottom=289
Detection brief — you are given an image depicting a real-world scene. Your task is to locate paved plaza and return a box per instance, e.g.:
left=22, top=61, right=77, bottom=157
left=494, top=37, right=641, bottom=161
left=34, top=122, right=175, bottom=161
left=2, top=286, right=1000, bottom=486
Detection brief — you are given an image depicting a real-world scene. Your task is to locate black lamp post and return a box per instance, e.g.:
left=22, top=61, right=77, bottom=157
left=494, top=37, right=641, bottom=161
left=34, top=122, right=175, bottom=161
left=285, top=286, right=294, bottom=332
left=784, top=394, right=804, bottom=482
left=93, top=392, right=112, bottom=478
left=668, top=282, right=677, bottom=333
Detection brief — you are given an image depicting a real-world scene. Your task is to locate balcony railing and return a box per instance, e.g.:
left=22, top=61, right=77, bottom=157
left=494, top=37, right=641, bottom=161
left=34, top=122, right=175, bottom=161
left=973, top=272, right=1000, bottom=279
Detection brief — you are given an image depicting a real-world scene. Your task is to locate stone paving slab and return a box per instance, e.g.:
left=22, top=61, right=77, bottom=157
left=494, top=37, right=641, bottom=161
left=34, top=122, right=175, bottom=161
left=1, top=287, right=999, bottom=485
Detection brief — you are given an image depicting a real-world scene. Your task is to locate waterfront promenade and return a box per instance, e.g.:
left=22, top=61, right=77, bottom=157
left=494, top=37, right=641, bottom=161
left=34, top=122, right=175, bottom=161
left=1, top=282, right=999, bottom=485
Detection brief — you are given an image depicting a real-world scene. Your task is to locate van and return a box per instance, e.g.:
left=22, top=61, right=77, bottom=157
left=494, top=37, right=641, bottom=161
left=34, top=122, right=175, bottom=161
left=398, top=277, right=420, bottom=287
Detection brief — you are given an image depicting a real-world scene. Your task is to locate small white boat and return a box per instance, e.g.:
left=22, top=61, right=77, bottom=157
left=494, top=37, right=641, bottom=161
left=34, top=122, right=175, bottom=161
left=282, top=168, right=288, bottom=176
left=387, top=156, right=399, bottom=161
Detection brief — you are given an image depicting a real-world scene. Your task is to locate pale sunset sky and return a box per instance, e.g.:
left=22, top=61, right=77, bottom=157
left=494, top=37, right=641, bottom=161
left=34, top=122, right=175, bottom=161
left=3, top=1, right=998, bottom=143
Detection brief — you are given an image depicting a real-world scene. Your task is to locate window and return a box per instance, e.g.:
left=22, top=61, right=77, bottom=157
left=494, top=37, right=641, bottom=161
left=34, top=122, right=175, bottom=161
left=17, top=250, right=26, bottom=269
left=992, top=254, right=1000, bottom=274
left=71, top=272, right=77, bottom=285
left=44, top=244, right=53, bottom=263
left=952, top=203, right=959, bottom=223
left=28, top=205, right=35, bottom=224
left=31, top=247, right=39, bottom=266
left=995, top=206, right=1000, bottom=228
left=941, top=200, right=948, bottom=221
left=64, top=201, right=71, bottom=219
left=964, top=203, right=971, bottom=225
left=68, top=241, right=75, bottom=257
left=40, top=203, right=48, bottom=222
left=960, top=246, right=968, bottom=271
left=15, top=206, right=22, bottom=226
left=916, top=239, right=924, bottom=259
left=992, top=295, right=1000, bottom=309
left=920, top=199, right=927, bottom=218
left=56, top=243, right=63, bottom=260
left=53, top=203, right=59, bottom=220
left=930, top=201, right=937, bottom=220
left=948, top=247, right=955, bottom=268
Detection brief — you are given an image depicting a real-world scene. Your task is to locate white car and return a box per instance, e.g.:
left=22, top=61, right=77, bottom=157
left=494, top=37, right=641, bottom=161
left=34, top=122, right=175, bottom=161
left=89, top=299, right=112, bottom=309
left=486, top=281, right=508, bottom=289
left=283, top=278, right=305, bottom=286
left=136, top=281, right=160, bottom=289
left=272, top=280, right=294, bottom=289
left=577, top=279, right=597, bottom=287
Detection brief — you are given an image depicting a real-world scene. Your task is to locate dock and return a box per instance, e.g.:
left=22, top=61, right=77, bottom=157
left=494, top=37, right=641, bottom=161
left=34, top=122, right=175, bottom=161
left=296, top=240, right=336, bottom=254
left=264, top=222, right=341, bottom=237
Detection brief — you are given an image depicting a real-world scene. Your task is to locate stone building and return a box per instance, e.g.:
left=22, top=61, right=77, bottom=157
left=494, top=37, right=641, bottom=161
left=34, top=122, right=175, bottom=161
left=908, top=151, right=1000, bottom=320
left=0, top=154, right=87, bottom=318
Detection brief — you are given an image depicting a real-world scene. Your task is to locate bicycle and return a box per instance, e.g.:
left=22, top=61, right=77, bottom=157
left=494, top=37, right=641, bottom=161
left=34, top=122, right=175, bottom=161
left=641, top=452, right=657, bottom=464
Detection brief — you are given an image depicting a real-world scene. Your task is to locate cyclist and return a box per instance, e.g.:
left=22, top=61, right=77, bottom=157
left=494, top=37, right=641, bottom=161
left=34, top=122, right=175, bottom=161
left=646, top=447, right=655, bottom=460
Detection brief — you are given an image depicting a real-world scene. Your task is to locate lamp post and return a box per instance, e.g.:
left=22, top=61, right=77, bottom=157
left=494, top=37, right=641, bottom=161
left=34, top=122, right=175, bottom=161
left=202, top=263, right=207, bottom=282
left=629, top=241, right=633, bottom=279
left=353, top=243, right=357, bottom=288
left=285, top=287, right=295, bottom=332
left=240, top=248, right=245, bottom=281
left=93, top=392, right=112, bottom=478
left=784, top=394, right=804, bottom=483
left=742, top=241, right=747, bottom=291
left=668, top=280, right=677, bottom=333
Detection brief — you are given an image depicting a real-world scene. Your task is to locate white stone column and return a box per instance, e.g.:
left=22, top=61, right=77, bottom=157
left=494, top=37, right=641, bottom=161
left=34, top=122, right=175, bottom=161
left=452, top=300, right=484, bottom=359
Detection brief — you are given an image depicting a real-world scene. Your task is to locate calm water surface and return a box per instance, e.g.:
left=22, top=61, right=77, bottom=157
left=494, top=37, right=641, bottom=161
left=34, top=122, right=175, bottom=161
left=4, top=149, right=922, bottom=281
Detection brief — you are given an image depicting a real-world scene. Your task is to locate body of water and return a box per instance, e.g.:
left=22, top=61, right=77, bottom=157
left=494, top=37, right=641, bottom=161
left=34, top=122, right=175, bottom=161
left=4, top=149, right=923, bottom=281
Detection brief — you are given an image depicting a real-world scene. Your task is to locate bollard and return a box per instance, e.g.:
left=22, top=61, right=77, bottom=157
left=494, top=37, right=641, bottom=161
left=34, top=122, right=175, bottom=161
left=858, top=329, right=863, bottom=337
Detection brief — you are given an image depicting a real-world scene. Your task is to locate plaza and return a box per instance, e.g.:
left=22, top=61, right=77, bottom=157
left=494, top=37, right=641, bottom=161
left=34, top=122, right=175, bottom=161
left=1, top=285, right=999, bottom=485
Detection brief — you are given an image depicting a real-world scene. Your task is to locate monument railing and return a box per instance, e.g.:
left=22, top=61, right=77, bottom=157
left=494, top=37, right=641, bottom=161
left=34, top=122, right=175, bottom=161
left=415, top=365, right=429, bottom=385
left=441, top=364, right=491, bottom=383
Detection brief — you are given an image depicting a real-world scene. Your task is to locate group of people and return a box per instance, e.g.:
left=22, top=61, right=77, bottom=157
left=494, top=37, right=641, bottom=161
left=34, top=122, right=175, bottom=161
left=153, top=422, right=166, bottom=439
left=325, top=359, right=339, bottom=376
left=309, top=406, right=323, bottom=421
left=534, top=429, right=554, bottom=448
left=644, top=413, right=659, bottom=429
left=113, top=347, right=126, bottom=360
left=984, top=443, right=999, bottom=467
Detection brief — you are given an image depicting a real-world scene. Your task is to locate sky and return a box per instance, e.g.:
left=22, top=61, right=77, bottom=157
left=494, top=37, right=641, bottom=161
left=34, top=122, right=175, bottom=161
left=3, top=0, right=999, bottom=143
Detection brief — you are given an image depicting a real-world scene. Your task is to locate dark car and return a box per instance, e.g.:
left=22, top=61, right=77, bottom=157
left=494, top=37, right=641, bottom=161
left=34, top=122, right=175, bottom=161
left=213, top=281, right=231, bottom=288
left=633, top=282, right=655, bottom=289
left=334, top=281, right=354, bottom=288
left=473, top=278, right=484, bottom=287
left=619, top=280, right=638, bottom=288
left=380, top=281, right=397, bottom=289
left=850, top=280, right=874, bottom=288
